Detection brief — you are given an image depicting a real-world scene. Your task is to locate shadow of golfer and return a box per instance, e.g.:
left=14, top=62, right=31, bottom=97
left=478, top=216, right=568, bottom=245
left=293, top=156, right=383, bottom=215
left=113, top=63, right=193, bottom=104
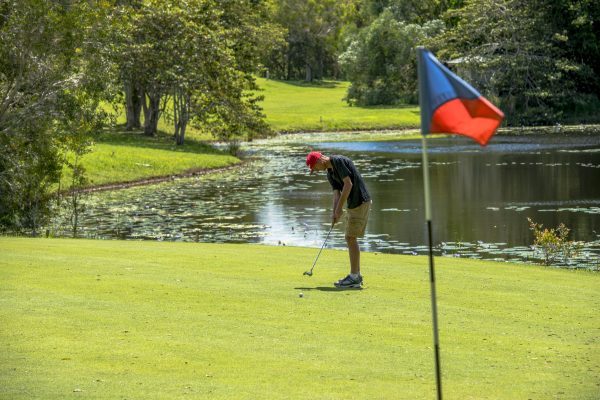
left=294, top=287, right=363, bottom=292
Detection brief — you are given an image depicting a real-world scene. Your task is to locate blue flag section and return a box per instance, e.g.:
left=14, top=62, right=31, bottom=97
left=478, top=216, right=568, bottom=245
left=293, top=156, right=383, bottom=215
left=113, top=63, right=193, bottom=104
left=417, top=47, right=504, bottom=146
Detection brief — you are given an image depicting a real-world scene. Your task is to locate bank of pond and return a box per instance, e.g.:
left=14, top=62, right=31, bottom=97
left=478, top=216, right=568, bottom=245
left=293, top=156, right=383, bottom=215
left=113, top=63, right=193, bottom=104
left=48, top=129, right=600, bottom=271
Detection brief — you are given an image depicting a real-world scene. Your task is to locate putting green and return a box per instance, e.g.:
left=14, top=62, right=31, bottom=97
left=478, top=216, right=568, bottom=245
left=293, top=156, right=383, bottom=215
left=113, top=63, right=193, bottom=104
left=0, top=238, right=598, bottom=399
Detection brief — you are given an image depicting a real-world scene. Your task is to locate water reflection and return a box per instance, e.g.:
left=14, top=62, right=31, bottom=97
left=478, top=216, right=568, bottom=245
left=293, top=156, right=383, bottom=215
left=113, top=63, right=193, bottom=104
left=60, top=133, right=600, bottom=269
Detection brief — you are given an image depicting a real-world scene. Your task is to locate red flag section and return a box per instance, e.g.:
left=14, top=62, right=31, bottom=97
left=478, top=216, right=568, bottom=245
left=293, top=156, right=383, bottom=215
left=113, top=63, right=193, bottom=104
left=417, top=48, right=504, bottom=146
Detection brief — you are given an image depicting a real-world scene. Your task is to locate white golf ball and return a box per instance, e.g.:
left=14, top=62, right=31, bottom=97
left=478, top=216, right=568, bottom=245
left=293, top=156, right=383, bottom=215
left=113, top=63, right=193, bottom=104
left=299, top=293, right=304, bottom=298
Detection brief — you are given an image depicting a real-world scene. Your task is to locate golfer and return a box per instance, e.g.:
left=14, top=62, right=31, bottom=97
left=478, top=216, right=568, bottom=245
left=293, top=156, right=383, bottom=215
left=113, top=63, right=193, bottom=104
left=306, top=151, right=371, bottom=288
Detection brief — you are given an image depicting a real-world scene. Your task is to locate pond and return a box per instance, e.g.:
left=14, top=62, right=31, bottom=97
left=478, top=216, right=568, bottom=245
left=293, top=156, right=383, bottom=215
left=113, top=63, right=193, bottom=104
left=54, top=131, right=600, bottom=270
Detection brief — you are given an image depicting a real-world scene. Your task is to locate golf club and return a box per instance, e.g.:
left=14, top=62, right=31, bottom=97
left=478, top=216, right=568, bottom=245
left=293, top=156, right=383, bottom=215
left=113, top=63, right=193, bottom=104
left=303, top=224, right=334, bottom=277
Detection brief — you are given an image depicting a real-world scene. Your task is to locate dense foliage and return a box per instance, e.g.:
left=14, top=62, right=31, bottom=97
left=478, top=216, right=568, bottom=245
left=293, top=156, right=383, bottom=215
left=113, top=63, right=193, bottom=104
left=0, top=0, right=279, bottom=234
left=339, top=10, right=443, bottom=105
left=110, top=0, right=278, bottom=142
left=1, top=0, right=598, bottom=234
left=433, top=0, right=600, bottom=125
left=264, top=0, right=348, bottom=81
left=0, top=0, right=108, bottom=234
left=264, top=0, right=600, bottom=123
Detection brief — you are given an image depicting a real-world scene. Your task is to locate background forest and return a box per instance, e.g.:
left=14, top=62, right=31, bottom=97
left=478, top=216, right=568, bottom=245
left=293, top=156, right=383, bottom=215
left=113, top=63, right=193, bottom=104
left=266, top=0, right=600, bottom=125
left=1, top=0, right=599, bottom=234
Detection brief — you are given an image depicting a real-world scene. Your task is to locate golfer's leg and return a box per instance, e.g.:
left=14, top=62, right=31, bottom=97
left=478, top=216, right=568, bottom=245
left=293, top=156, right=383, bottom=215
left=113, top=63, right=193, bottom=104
left=346, top=235, right=360, bottom=275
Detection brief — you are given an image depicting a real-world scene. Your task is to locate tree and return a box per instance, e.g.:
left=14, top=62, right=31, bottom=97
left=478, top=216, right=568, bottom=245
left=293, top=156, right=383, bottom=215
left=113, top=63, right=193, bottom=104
left=358, top=0, right=454, bottom=24
left=113, top=0, right=144, bottom=131
left=340, top=9, right=443, bottom=105
left=109, top=0, right=275, bottom=142
left=433, top=0, right=600, bottom=124
left=540, top=0, right=600, bottom=121
left=175, top=0, right=277, bottom=144
left=267, top=0, right=347, bottom=81
left=0, top=0, right=109, bottom=234
left=109, top=3, right=172, bottom=137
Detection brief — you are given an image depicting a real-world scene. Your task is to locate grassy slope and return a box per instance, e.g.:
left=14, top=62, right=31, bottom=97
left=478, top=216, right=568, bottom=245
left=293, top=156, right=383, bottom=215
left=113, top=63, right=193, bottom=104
left=254, top=78, right=420, bottom=132
left=62, top=130, right=239, bottom=188
left=1, top=238, right=598, bottom=399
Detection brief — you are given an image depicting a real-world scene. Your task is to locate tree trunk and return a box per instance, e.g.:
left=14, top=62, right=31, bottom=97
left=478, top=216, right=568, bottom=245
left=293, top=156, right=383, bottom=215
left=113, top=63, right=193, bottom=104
left=132, top=88, right=142, bottom=128
left=305, top=62, right=313, bottom=82
left=173, top=89, right=189, bottom=145
left=143, top=91, right=160, bottom=137
left=175, top=119, right=187, bottom=145
left=124, top=81, right=142, bottom=130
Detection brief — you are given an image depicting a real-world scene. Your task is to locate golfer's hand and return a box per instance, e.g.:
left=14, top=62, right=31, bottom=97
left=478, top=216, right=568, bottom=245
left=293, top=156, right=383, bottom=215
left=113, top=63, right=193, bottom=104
left=332, top=209, right=343, bottom=225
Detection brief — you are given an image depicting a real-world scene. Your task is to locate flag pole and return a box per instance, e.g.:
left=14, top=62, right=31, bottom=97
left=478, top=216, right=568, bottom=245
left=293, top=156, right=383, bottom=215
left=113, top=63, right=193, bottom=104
left=421, top=136, right=442, bottom=400
left=417, top=47, right=443, bottom=400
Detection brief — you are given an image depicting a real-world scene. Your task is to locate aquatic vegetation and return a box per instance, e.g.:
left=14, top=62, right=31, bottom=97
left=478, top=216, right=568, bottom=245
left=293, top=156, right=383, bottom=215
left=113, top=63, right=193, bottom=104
left=528, top=218, right=584, bottom=266
left=47, top=133, right=600, bottom=270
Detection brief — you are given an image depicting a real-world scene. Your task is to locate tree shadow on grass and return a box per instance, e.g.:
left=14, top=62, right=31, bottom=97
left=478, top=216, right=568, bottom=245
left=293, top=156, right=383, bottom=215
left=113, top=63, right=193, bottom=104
left=267, top=79, right=343, bottom=89
left=355, top=104, right=419, bottom=110
left=294, top=287, right=363, bottom=292
left=94, top=126, right=227, bottom=156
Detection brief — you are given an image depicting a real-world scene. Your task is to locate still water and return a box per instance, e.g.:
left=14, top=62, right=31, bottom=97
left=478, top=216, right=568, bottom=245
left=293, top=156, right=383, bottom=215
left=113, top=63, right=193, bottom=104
left=63, top=132, right=600, bottom=269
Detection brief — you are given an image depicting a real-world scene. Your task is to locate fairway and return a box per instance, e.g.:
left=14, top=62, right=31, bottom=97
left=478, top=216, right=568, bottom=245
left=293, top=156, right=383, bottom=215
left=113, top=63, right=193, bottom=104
left=1, top=238, right=598, bottom=399
left=255, top=78, right=420, bottom=132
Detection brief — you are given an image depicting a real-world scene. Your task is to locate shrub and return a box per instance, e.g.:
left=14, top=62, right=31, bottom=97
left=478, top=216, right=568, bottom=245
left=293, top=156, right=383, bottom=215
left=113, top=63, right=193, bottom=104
left=527, top=218, right=582, bottom=266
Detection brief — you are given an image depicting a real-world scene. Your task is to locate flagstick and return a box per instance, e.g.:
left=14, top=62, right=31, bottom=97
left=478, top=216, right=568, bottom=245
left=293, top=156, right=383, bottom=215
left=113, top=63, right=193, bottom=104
left=421, top=135, right=442, bottom=400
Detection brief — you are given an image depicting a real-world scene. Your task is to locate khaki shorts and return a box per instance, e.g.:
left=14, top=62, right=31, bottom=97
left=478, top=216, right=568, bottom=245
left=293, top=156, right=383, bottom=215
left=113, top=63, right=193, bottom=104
left=344, top=200, right=371, bottom=238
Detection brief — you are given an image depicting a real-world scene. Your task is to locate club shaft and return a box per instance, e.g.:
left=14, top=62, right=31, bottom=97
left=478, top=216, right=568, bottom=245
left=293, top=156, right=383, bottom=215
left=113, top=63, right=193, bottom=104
left=310, top=225, right=333, bottom=273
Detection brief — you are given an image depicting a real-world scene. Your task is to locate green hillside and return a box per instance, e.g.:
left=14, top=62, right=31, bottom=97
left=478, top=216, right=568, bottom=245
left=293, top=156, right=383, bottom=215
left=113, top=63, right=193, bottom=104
left=255, top=77, right=420, bottom=132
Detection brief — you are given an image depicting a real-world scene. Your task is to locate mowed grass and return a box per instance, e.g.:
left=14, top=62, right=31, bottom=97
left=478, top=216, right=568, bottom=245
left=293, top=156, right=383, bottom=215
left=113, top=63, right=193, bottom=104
left=61, top=130, right=239, bottom=188
left=254, top=77, right=420, bottom=132
left=1, top=238, right=598, bottom=399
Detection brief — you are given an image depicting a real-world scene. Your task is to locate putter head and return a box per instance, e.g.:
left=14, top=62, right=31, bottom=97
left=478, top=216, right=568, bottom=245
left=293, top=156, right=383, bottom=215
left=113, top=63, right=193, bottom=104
left=303, top=271, right=313, bottom=276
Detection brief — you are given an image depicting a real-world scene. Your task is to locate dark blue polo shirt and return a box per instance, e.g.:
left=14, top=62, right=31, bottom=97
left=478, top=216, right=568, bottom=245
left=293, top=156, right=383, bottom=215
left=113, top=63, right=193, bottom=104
left=326, top=155, right=371, bottom=209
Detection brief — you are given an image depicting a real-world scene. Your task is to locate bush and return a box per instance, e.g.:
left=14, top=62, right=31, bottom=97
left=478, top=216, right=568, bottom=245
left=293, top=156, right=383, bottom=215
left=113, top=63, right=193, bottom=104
left=527, top=218, right=582, bottom=266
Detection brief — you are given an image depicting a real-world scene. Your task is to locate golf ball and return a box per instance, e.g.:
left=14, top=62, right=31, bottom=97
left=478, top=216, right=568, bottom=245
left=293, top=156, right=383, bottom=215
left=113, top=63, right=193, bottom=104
left=299, top=293, right=304, bottom=298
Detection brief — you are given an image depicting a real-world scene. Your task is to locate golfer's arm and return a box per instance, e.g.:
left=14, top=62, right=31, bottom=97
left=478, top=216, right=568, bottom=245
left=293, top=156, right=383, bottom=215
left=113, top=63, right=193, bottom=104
left=335, top=177, right=353, bottom=215
left=332, top=190, right=341, bottom=214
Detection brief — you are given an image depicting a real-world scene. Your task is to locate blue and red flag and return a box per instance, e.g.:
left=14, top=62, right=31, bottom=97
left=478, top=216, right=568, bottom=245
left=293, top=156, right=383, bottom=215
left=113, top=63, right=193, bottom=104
left=417, top=47, right=504, bottom=146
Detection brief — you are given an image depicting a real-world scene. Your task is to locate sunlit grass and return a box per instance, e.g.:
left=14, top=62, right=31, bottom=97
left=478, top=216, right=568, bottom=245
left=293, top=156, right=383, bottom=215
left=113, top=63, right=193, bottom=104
left=60, top=129, right=239, bottom=189
left=254, top=77, right=420, bottom=132
left=1, top=237, right=598, bottom=399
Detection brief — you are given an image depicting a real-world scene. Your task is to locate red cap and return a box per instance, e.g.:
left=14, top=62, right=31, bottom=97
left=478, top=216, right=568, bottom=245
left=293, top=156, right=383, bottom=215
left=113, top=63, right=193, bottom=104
left=306, top=151, right=322, bottom=171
